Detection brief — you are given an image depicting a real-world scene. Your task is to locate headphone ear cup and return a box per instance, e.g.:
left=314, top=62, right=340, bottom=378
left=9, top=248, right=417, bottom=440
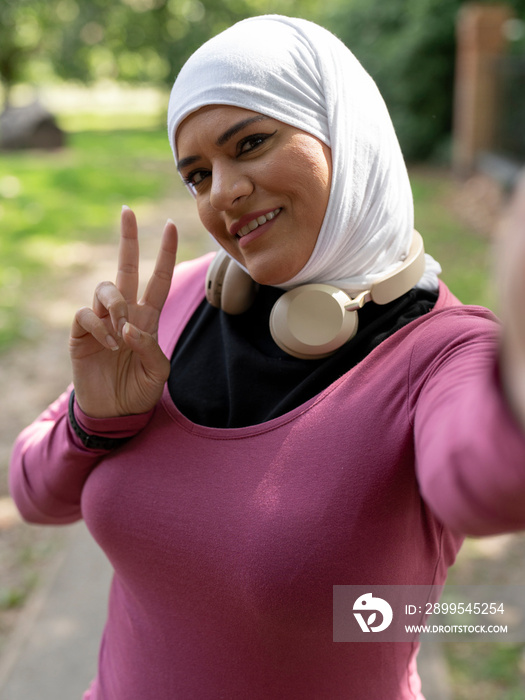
left=205, top=251, right=230, bottom=309
left=221, top=260, right=257, bottom=315
left=205, top=251, right=257, bottom=315
left=269, top=284, right=359, bottom=359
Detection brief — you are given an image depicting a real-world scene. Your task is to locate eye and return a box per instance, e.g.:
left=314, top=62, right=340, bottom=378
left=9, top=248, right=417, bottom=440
left=182, top=169, right=210, bottom=193
left=237, top=131, right=276, bottom=155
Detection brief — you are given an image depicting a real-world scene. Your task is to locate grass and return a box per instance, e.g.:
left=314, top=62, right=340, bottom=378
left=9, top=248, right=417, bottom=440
left=411, top=168, right=496, bottom=310
left=442, top=532, right=525, bottom=698
left=0, top=126, right=179, bottom=350
left=445, top=643, right=525, bottom=700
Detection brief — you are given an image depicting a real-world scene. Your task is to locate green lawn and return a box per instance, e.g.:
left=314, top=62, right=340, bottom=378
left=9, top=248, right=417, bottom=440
left=0, top=127, right=179, bottom=349
left=411, top=169, right=496, bottom=310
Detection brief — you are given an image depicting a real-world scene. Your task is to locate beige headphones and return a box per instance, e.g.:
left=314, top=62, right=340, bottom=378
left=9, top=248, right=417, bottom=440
left=205, top=231, right=426, bottom=359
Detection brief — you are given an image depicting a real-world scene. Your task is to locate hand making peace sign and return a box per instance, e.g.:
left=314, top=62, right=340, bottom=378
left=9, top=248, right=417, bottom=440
left=69, top=206, right=178, bottom=418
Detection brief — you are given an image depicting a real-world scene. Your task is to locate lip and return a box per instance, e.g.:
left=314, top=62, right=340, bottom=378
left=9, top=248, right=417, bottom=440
left=229, top=207, right=282, bottom=238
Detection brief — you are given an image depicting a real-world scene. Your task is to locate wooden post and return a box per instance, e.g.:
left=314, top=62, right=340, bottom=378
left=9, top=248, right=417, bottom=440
left=453, top=3, right=513, bottom=176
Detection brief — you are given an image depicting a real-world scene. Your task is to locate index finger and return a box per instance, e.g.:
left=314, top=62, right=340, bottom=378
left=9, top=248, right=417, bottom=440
left=141, top=219, right=178, bottom=315
left=116, top=205, right=140, bottom=303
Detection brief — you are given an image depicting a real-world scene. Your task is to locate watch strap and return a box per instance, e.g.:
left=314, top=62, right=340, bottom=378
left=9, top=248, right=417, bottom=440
left=68, top=390, right=132, bottom=451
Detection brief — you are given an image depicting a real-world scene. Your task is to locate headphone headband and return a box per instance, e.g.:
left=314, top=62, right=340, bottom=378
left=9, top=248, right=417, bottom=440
left=368, top=230, right=425, bottom=305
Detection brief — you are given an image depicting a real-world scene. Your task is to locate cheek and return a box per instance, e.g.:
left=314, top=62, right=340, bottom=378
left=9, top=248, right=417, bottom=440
left=294, top=168, right=330, bottom=231
left=285, top=142, right=331, bottom=217
left=197, top=201, right=221, bottom=236
left=307, top=150, right=331, bottom=203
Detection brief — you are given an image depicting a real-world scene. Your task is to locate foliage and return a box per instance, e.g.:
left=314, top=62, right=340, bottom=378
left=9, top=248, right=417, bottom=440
left=0, top=0, right=59, bottom=106
left=0, top=0, right=325, bottom=106
left=324, top=0, right=525, bottom=161
left=323, top=0, right=462, bottom=161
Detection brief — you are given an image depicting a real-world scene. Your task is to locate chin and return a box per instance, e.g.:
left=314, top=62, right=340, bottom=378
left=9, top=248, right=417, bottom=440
left=247, top=266, right=292, bottom=287
left=241, top=254, right=300, bottom=288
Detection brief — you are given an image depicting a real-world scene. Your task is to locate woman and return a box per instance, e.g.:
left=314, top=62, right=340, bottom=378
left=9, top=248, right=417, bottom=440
left=9, top=15, right=525, bottom=700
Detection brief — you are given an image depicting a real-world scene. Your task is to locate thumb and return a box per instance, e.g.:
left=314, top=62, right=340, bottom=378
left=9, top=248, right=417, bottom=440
left=122, top=322, right=170, bottom=382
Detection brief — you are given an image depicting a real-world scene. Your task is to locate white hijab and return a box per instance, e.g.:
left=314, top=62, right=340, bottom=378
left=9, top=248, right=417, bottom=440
left=167, top=15, right=440, bottom=292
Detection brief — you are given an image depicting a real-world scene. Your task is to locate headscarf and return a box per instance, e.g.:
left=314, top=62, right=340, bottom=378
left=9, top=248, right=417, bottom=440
left=167, top=15, right=440, bottom=292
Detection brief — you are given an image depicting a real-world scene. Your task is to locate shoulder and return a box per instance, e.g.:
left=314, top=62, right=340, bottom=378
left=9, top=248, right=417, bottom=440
left=402, top=282, right=500, bottom=396
left=410, top=280, right=499, bottom=345
left=371, top=281, right=499, bottom=372
left=359, top=280, right=501, bottom=396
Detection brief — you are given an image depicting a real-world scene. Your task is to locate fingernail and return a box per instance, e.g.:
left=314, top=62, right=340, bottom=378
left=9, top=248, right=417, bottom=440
left=117, top=317, right=127, bottom=337
left=122, top=205, right=130, bottom=212
left=106, top=335, right=119, bottom=351
left=123, top=322, right=140, bottom=340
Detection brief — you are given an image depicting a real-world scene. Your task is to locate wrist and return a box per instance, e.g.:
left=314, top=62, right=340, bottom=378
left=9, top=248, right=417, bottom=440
left=68, top=390, right=153, bottom=450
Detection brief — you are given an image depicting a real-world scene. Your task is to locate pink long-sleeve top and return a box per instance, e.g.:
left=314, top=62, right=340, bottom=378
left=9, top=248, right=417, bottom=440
left=9, top=254, right=525, bottom=699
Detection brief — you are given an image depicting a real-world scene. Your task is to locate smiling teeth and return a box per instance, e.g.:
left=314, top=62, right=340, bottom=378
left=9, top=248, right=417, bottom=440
left=238, top=208, right=281, bottom=237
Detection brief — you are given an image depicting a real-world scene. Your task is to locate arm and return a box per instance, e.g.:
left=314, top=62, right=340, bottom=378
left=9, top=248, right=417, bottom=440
left=9, top=387, right=152, bottom=524
left=414, top=177, right=525, bottom=536
left=413, top=318, right=525, bottom=536
left=9, top=208, right=178, bottom=524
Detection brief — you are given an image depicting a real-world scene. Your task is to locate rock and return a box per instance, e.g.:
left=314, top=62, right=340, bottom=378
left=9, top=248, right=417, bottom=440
left=0, top=101, right=65, bottom=151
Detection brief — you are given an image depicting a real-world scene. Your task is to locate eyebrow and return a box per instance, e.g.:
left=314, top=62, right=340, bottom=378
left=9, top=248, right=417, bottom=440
left=216, top=115, right=271, bottom=146
left=177, top=115, right=272, bottom=172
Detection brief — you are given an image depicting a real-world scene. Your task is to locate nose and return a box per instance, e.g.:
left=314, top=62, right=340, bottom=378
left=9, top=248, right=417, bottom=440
left=209, top=161, right=253, bottom=211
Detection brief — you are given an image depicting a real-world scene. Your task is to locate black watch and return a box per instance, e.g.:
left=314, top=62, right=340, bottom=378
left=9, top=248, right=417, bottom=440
left=68, top=391, right=131, bottom=451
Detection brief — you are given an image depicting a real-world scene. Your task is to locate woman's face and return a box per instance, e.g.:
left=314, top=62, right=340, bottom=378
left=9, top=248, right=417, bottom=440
left=176, top=105, right=332, bottom=286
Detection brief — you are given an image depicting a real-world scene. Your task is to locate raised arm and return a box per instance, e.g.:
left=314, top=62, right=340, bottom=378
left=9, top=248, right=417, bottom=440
left=9, top=208, right=178, bottom=524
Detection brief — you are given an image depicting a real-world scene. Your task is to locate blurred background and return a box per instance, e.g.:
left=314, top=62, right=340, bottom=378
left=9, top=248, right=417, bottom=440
left=1, top=1, right=525, bottom=698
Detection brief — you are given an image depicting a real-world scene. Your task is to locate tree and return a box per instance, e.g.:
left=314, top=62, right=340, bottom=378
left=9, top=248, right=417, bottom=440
left=2, top=0, right=326, bottom=96
left=324, top=0, right=525, bottom=161
left=0, top=0, right=59, bottom=108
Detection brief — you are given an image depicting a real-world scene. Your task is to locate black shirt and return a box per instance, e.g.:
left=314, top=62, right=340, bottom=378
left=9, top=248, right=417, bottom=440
left=169, top=285, right=437, bottom=428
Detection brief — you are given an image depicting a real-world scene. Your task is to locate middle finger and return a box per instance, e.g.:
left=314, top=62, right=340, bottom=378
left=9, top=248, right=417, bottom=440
left=141, top=219, right=178, bottom=317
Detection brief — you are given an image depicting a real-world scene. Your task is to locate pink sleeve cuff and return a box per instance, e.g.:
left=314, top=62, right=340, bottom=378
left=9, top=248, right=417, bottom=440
left=73, top=396, right=155, bottom=440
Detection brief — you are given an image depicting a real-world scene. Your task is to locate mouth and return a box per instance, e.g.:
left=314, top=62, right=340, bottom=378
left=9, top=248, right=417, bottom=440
left=233, top=208, right=282, bottom=238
